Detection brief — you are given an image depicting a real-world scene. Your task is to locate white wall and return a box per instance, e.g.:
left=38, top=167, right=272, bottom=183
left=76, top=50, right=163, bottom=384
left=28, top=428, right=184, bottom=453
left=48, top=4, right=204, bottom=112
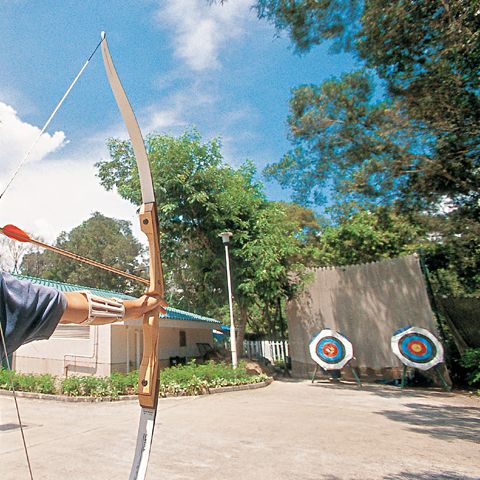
left=14, top=318, right=216, bottom=377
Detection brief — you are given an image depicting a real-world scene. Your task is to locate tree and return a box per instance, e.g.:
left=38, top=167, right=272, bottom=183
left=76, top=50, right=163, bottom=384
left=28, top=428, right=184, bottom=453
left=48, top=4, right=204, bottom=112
left=259, top=1, right=479, bottom=213
left=357, top=1, right=480, bottom=211
left=96, top=130, right=312, bottom=350
left=0, top=236, right=35, bottom=273
left=265, top=70, right=428, bottom=208
left=422, top=208, right=480, bottom=296
left=21, top=213, right=146, bottom=294
left=254, top=0, right=479, bottom=295
left=239, top=201, right=314, bottom=338
left=313, top=207, right=424, bottom=266
left=255, top=0, right=362, bottom=52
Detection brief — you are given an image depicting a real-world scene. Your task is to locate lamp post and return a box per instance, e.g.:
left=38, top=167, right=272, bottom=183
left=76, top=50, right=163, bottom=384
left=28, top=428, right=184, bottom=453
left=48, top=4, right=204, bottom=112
left=219, top=231, right=238, bottom=369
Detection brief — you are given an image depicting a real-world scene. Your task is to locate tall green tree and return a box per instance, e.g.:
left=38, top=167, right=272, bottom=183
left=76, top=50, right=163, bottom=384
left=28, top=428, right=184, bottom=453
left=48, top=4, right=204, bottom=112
left=253, top=0, right=479, bottom=295
left=96, top=130, right=312, bottom=349
left=265, top=70, right=427, bottom=208
left=239, top=201, right=315, bottom=337
left=21, top=213, right=146, bottom=294
left=314, top=207, right=425, bottom=266
left=358, top=1, right=480, bottom=210
left=259, top=1, right=479, bottom=212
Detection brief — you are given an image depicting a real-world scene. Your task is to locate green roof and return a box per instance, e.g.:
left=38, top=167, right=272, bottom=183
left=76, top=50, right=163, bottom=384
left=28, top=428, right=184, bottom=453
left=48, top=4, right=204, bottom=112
left=14, top=274, right=220, bottom=325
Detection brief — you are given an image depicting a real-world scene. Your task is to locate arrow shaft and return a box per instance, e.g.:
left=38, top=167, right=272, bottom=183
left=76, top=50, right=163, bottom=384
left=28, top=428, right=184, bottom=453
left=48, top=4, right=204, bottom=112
left=0, top=226, right=149, bottom=286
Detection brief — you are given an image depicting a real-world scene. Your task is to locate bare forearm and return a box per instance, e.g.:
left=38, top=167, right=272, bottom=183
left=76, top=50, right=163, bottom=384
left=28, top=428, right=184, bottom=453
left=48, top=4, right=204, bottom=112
left=60, top=292, right=166, bottom=325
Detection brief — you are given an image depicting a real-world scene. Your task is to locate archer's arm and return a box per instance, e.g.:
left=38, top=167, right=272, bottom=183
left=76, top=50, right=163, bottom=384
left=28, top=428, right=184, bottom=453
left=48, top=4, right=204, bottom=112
left=60, top=292, right=167, bottom=325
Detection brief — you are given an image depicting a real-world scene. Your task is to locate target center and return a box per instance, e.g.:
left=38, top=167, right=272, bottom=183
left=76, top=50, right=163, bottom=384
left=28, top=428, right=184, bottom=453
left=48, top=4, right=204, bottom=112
left=322, top=344, right=338, bottom=357
left=411, top=343, right=423, bottom=353
left=406, top=339, right=428, bottom=356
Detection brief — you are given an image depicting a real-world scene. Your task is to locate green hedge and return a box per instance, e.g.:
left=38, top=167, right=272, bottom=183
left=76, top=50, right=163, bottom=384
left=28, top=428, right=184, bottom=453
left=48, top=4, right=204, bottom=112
left=61, top=371, right=138, bottom=398
left=159, top=360, right=268, bottom=396
left=460, top=348, right=480, bottom=395
left=1, top=361, right=268, bottom=398
left=0, top=370, right=56, bottom=394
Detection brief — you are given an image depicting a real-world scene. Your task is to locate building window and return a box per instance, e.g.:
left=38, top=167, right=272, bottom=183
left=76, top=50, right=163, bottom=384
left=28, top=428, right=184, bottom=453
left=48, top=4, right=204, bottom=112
left=51, top=325, right=91, bottom=339
left=179, top=330, right=187, bottom=347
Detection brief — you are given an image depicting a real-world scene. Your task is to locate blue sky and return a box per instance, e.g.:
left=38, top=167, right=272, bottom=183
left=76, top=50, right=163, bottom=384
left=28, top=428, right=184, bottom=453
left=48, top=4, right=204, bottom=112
left=0, top=1, right=356, bottom=246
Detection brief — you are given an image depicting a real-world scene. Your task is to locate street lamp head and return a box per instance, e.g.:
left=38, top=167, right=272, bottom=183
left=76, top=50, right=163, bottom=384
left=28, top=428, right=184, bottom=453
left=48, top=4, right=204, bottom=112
left=219, top=231, right=233, bottom=245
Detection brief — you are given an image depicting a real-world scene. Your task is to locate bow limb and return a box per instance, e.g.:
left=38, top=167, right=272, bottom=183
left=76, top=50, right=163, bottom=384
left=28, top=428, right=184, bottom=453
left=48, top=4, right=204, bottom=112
left=100, top=32, right=164, bottom=479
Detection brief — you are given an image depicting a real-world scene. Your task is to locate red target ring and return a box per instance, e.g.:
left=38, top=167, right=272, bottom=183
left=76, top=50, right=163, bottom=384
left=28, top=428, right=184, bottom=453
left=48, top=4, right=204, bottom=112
left=322, top=343, right=339, bottom=358
left=406, top=340, right=427, bottom=356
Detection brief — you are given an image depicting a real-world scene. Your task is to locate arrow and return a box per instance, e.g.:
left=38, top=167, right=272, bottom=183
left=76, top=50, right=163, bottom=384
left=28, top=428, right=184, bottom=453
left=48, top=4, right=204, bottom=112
left=0, top=224, right=149, bottom=286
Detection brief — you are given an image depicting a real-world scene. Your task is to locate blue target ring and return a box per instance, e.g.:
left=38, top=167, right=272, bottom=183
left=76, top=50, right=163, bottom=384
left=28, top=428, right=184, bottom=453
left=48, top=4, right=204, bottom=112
left=398, top=333, right=436, bottom=364
left=315, top=336, right=346, bottom=365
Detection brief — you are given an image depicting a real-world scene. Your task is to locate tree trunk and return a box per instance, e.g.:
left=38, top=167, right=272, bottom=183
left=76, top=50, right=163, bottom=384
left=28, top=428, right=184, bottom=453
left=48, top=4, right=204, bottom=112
left=235, top=304, right=248, bottom=358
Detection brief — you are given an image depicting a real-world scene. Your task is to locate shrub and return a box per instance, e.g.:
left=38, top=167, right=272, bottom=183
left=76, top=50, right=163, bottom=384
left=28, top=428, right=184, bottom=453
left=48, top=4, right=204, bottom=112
left=0, top=369, right=56, bottom=394
left=460, top=348, right=480, bottom=393
left=1, top=360, right=268, bottom=398
left=158, top=360, right=268, bottom=396
left=60, top=370, right=139, bottom=397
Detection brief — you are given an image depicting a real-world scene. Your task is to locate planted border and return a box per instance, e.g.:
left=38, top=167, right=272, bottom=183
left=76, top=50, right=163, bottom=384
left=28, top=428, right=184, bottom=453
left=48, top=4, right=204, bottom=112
left=1, top=361, right=270, bottom=399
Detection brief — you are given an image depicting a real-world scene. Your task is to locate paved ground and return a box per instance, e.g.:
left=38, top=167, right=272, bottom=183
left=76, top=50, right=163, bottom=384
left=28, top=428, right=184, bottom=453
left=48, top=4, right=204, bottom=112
left=1, top=379, right=479, bottom=480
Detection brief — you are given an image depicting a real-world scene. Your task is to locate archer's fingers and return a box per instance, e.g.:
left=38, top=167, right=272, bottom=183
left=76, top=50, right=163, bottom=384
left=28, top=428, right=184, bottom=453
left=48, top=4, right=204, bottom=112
left=142, top=293, right=168, bottom=312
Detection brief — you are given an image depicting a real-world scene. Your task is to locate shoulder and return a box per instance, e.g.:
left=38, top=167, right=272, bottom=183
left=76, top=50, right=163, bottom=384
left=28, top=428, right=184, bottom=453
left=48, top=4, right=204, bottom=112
left=0, top=272, right=64, bottom=303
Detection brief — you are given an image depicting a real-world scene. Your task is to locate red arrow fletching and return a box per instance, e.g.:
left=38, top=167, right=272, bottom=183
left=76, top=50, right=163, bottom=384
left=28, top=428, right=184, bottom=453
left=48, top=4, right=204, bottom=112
left=1, top=224, right=31, bottom=243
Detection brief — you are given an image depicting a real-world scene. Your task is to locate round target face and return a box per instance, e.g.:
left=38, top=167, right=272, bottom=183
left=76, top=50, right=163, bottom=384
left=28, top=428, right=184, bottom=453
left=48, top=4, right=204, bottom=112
left=391, top=326, right=443, bottom=370
left=309, top=329, right=353, bottom=370
left=317, top=337, right=346, bottom=364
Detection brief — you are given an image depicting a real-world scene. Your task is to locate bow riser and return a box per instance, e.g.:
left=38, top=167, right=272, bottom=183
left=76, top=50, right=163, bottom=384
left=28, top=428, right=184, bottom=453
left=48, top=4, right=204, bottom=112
left=138, top=202, right=164, bottom=408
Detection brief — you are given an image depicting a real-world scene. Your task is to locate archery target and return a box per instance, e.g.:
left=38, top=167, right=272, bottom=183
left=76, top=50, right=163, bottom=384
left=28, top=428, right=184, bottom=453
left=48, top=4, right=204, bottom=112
left=391, top=326, right=444, bottom=370
left=309, top=329, right=354, bottom=370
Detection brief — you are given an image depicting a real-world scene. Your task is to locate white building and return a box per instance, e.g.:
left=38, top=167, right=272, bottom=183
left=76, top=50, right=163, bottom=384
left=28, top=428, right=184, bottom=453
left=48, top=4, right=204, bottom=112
left=12, top=275, right=220, bottom=378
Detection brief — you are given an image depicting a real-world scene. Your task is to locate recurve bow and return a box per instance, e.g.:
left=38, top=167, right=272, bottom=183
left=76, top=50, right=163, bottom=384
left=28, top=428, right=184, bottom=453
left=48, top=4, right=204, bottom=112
left=100, top=32, right=164, bottom=480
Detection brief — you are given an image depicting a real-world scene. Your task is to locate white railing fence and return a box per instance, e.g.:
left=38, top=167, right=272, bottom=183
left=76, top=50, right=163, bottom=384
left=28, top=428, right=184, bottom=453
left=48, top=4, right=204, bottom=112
left=243, top=340, right=289, bottom=364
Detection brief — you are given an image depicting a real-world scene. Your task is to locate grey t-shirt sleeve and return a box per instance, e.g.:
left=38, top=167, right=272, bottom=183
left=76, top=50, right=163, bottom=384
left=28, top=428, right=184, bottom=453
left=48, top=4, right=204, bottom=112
left=0, top=272, right=67, bottom=359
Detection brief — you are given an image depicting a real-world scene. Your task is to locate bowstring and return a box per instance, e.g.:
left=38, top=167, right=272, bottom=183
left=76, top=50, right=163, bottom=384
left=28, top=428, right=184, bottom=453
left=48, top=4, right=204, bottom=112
left=0, top=35, right=105, bottom=480
left=0, top=321, right=34, bottom=480
left=0, top=36, right=104, bottom=201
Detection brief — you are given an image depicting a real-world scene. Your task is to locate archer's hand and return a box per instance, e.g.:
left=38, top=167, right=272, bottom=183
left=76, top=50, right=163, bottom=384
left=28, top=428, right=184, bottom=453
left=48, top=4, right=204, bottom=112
left=123, top=294, right=167, bottom=321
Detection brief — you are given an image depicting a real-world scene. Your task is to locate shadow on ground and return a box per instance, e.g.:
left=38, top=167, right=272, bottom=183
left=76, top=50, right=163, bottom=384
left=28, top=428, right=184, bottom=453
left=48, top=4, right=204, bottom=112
left=306, top=380, right=454, bottom=400
left=301, top=380, right=480, bottom=443
left=376, top=402, right=480, bottom=443
left=383, top=470, right=479, bottom=479
left=308, top=470, right=478, bottom=480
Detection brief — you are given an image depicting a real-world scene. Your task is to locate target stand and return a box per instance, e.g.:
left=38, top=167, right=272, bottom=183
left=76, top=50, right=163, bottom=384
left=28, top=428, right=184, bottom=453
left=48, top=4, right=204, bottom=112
left=309, top=329, right=361, bottom=387
left=391, top=326, right=450, bottom=391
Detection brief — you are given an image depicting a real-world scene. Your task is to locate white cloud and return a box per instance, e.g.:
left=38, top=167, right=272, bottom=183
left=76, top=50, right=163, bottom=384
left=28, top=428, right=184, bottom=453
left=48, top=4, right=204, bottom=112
left=156, top=0, right=253, bottom=71
left=143, top=81, right=218, bottom=134
left=0, top=156, right=139, bottom=243
left=0, top=101, right=66, bottom=171
left=0, top=101, right=143, bottom=245
left=147, top=107, right=188, bottom=131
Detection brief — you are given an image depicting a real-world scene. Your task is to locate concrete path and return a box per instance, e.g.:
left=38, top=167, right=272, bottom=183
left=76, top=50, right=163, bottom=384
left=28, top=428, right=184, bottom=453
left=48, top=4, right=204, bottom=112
left=1, top=380, right=479, bottom=479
